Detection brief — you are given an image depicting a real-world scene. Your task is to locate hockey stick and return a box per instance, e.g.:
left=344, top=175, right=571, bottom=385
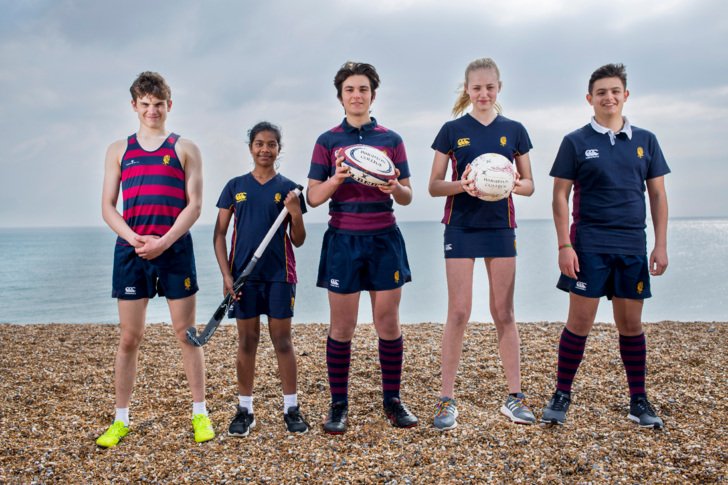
left=186, top=185, right=303, bottom=347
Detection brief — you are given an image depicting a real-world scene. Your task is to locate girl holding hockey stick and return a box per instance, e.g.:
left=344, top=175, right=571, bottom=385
left=213, top=122, right=309, bottom=436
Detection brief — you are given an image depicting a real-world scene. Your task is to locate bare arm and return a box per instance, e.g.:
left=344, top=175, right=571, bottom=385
left=553, top=177, right=579, bottom=278
left=101, top=140, right=141, bottom=247
left=213, top=207, right=235, bottom=297
left=306, top=151, right=350, bottom=207
left=284, top=191, right=306, bottom=247
left=646, top=176, right=669, bottom=276
left=512, top=152, right=535, bottom=197
left=428, top=150, right=473, bottom=197
left=135, top=138, right=203, bottom=259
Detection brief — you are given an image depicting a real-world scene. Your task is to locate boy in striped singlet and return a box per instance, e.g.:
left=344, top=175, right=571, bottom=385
left=96, top=72, right=214, bottom=447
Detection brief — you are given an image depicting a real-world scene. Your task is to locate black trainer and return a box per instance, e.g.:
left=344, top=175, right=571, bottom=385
left=323, top=401, right=348, bottom=434
left=228, top=406, right=256, bottom=437
left=628, top=396, right=664, bottom=429
left=541, top=390, right=571, bottom=425
left=383, top=398, right=419, bottom=428
left=284, top=405, right=310, bottom=434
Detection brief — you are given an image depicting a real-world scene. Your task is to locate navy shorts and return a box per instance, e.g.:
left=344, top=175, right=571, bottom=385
left=317, top=226, right=412, bottom=293
left=112, top=233, right=198, bottom=300
left=444, top=226, right=517, bottom=258
left=229, top=281, right=296, bottom=319
left=557, top=251, right=651, bottom=300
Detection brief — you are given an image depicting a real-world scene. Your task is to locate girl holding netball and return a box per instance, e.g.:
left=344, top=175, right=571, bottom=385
left=428, top=58, right=536, bottom=430
left=213, top=122, right=308, bottom=436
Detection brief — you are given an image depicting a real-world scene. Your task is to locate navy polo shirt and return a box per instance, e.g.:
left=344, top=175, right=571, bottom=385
left=308, top=117, right=411, bottom=233
left=550, top=118, right=670, bottom=254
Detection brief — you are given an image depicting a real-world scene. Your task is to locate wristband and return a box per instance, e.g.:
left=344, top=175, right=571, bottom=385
left=558, top=243, right=573, bottom=250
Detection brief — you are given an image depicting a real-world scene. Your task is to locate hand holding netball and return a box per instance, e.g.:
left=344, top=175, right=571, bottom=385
left=463, top=153, right=516, bottom=201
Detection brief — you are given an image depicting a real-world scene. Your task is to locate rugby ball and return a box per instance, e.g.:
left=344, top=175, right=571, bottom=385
left=466, top=153, right=515, bottom=202
left=341, top=144, right=397, bottom=187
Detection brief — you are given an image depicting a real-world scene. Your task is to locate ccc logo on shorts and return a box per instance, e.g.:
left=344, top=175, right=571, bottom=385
left=636, top=281, right=644, bottom=294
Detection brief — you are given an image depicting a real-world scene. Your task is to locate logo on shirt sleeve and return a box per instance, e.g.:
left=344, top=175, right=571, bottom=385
left=235, top=192, right=247, bottom=202
left=585, top=149, right=599, bottom=159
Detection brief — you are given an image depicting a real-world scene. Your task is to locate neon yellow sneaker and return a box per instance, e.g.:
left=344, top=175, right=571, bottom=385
left=96, top=420, right=129, bottom=448
left=192, top=414, right=215, bottom=443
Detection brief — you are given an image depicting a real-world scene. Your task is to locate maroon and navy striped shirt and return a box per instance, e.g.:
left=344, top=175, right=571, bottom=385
left=120, top=133, right=187, bottom=241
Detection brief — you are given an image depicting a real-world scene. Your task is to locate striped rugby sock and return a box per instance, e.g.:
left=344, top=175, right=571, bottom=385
left=619, top=333, right=647, bottom=399
left=556, top=327, right=588, bottom=394
left=378, top=335, right=404, bottom=403
left=326, top=336, right=351, bottom=404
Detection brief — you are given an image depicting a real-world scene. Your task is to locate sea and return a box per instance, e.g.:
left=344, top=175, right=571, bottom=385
left=0, top=219, right=725, bottom=325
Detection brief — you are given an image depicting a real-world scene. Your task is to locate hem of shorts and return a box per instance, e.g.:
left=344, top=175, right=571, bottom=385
left=316, top=280, right=411, bottom=293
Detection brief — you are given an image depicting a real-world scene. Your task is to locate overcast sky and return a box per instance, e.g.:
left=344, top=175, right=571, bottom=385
left=1, top=0, right=726, bottom=228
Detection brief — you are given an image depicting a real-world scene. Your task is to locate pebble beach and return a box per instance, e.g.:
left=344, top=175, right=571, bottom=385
left=1, top=321, right=725, bottom=483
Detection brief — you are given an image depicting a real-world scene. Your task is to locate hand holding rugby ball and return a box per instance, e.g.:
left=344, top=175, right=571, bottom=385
left=465, top=153, right=516, bottom=201
left=340, top=144, right=397, bottom=187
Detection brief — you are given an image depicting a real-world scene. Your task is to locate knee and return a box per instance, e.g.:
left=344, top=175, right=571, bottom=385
left=271, top=334, right=293, bottom=355
left=238, top=330, right=260, bottom=355
left=491, top=307, right=515, bottom=327
left=448, top=307, right=471, bottom=326
left=119, top=329, right=144, bottom=353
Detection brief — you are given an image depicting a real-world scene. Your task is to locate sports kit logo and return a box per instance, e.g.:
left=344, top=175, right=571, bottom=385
left=163, top=155, right=171, bottom=165
left=457, top=137, right=470, bottom=148
left=637, top=147, right=644, bottom=159
left=444, top=243, right=453, bottom=251
left=290, top=297, right=295, bottom=310
left=184, top=277, right=192, bottom=291
left=394, top=271, right=400, bottom=284
left=330, top=278, right=340, bottom=288
left=274, top=193, right=282, bottom=203
left=575, top=281, right=587, bottom=291
left=235, top=192, right=247, bottom=202
left=499, top=136, right=507, bottom=147
left=585, top=149, right=599, bottom=159
left=124, top=286, right=136, bottom=295
left=125, top=159, right=139, bottom=167
left=636, top=281, right=644, bottom=294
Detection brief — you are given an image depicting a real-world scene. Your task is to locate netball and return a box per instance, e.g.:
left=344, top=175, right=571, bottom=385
left=467, top=153, right=515, bottom=201
left=341, top=144, right=397, bottom=186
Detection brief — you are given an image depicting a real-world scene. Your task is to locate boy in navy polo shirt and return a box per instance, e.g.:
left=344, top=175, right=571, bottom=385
left=541, top=64, right=670, bottom=428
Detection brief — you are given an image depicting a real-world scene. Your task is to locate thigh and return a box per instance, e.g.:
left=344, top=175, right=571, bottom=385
left=118, top=298, right=148, bottom=339
left=328, top=291, right=360, bottom=340
left=445, top=258, right=476, bottom=309
left=167, top=294, right=196, bottom=331
left=612, top=297, right=644, bottom=335
left=566, top=292, right=600, bottom=335
left=484, top=256, right=516, bottom=314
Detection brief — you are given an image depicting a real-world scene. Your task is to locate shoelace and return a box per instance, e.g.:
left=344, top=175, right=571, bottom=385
left=434, top=400, right=454, bottom=416
left=391, top=402, right=411, bottom=419
left=635, top=398, right=657, bottom=416
left=330, top=404, right=346, bottom=420
left=287, top=409, right=304, bottom=422
left=551, top=394, right=570, bottom=411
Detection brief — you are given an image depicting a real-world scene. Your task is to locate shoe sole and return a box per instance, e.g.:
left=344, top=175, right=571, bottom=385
left=434, top=421, right=457, bottom=431
left=228, top=419, right=256, bottom=437
left=500, top=405, right=535, bottom=425
left=540, top=417, right=565, bottom=426
left=628, top=414, right=663, bottom=429
left=388, top=419, right=418, bottom=429
left=323, top=428, right=346, bottom=435
left=287, top=427, right=310, bottom=434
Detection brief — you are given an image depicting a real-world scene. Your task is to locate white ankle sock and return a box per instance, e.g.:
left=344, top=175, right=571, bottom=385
left=283, top=393, right=298, bottom=413
left=115, top=408, right=129, bottom=426
left=239, top=395, right=254, bottom=414
left=192, top=401, right=207, bottom=416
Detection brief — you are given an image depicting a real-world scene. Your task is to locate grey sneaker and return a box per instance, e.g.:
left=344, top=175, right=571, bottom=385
left=628, top=396, right=664, bottom=429
left=433, top=397, right=458, bottom=430
left=500, top=393, right=536, bottom=424
left=541, top=390, right=571, bottom=425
